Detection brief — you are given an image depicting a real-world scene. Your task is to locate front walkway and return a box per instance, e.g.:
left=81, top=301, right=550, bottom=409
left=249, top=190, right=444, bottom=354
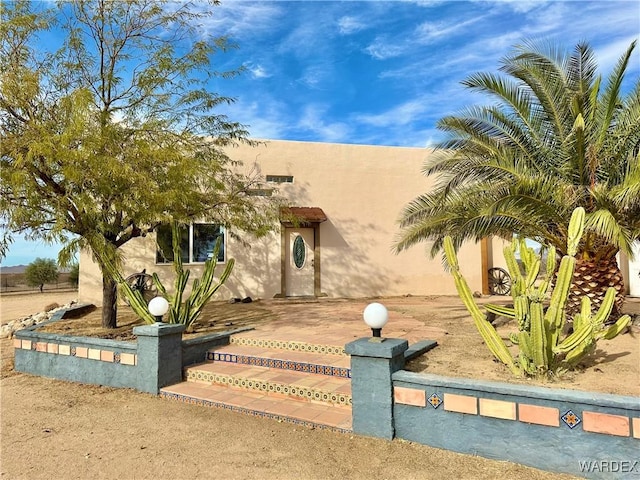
left=161, top=298, right=448, bottom=431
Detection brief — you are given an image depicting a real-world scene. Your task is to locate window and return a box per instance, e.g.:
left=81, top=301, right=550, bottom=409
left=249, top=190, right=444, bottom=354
left=266, top=175, right=293, bottom=183
left=156, top=223, right=225, bottom=264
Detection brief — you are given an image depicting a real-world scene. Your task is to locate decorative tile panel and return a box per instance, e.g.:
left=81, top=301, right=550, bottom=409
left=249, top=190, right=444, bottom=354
left=394, top=387, right=426, bottom=407
left=518, top=404, right=559, bottom=427
left=479, top=398, right=516, bottom=420
left=428, top=393, right=443, bottom=409
left=561, top=410, right=582, bottom=429
left=444, top=393, right=478, bottom=415
left=583, top=411, right=630, bottom=437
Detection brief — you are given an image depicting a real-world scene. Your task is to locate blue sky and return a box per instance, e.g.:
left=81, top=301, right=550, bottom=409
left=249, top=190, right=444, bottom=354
left=2, top=0, right=639, bottom=266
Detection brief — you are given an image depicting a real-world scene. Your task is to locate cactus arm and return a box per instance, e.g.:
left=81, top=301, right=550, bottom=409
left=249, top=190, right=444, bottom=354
left=554, top=322, right=594, bottom=353
left=566, top=207, right=586, bottom=256
left=590, top=288, right=616, bottom=327
left=529, top=302, right=547, bottom=370
left=596, top=315, right=631, bottom=340
left=445, top=237, right=520, bottom=375
left=485, top=304, right=516, bottom=318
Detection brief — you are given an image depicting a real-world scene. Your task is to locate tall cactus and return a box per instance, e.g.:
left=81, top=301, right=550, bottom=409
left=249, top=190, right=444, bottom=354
left=124, top=221, right=235, bottom=331
left=444, top=237, right=521, bottom=376
left=445, top=207, right=631, bottom=378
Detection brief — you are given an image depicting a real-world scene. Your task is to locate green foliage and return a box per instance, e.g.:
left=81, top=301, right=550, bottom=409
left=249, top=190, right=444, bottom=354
left=445, top=208, right=631, bottom=378
left=396, top=40, right=640, bottom=315
left=24, top=258, right=58, bottom=292
left=120, top=222, right=234, bottom=331
left=0, top=1, right=280, bottom=327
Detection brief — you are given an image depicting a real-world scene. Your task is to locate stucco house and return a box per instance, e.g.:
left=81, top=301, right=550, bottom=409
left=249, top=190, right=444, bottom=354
left=78, top=139, right=640, bottom=305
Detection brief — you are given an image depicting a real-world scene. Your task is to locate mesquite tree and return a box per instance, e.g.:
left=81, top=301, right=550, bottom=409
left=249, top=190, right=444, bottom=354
left=1, top=1, right=277, bottom=328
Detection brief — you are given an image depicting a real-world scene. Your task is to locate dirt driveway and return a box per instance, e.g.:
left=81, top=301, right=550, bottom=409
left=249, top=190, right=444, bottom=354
left=0, top=292, right=597, bottom=479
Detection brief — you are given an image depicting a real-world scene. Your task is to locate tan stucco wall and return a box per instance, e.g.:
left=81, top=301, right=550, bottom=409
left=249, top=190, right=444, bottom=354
left=79, top=139, right=485, bottom=305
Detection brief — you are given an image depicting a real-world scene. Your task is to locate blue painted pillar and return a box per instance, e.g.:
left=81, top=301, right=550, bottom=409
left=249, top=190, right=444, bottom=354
left=133, top=323, right=185, bottom=394
left=345, top=338, right=408, bottom=440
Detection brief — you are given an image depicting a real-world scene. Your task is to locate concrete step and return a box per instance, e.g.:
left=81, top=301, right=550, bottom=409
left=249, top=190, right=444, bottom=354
left=207, top=344, right=351, bottom=378
left=185, top=360, right=351, bottom=406
left=160, top=381, right=352, bottom=433
left=229, top=334, right=348, bottom=356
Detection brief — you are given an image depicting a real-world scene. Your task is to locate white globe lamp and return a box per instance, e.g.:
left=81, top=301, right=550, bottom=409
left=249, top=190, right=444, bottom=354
left=363, top=302, right=389, bottom=338
left=148, top=296, right=170, bottom=323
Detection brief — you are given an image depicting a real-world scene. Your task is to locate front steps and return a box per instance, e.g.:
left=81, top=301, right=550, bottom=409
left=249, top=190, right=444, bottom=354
left=160, top=334, right=353, bottom=432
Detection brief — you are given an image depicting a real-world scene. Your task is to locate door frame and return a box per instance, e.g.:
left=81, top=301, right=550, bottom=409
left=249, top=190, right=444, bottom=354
left=280, top=224, right=322, bottom=297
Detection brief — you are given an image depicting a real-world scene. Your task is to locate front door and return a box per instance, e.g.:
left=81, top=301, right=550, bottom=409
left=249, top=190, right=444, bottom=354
left=285, top=228, right=315, bottom=296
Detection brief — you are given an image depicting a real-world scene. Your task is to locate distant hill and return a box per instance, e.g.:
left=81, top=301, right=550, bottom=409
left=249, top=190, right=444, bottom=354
left=0, top=265, right=27, bottom=274
left=0, top=264, right=72, bottom=274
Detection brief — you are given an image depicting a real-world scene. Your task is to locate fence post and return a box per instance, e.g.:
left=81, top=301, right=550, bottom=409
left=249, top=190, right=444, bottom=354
left=345, top=338, right=408, bottom=440
left=133, top=323, right=185, bottom=394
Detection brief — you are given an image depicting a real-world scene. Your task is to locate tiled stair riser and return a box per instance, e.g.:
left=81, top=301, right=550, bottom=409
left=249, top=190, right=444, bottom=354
left=184, top=368, right=352, bottom=406
left=207, top=351, right=351, bottom=378
left=161, top=338, right=354, bottom=432
left=230, top=337, right=346, bottom=356
left=159, top=391, right=351, bottom=434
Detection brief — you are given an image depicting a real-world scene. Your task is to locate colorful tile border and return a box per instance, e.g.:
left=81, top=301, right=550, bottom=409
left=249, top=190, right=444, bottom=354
left=14, top=339, right=135, bottom=366
left=207, top=351, right=351, bottom=378
left=185, top=368, right=352, bottom=406
left=393, top=386, right=640, bottom=440
left=159, top=391, right=352, bottom=434
left=230, top=337, right=347, bottom=356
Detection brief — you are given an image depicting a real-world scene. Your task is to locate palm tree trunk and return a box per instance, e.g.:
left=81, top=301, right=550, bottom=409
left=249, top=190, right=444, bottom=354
left=102, top=276, right=118, bottom=329
left=566, top=256, right=625, bottom=321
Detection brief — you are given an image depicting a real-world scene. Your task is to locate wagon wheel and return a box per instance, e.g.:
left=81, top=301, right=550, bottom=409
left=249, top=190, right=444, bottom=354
left=488, top=267, right=511, bottom=295
left=123, top=272, right=158, bottom=306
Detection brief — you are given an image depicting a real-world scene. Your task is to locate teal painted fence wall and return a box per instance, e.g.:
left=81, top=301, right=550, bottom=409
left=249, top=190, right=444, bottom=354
left=347, top=337, right=640, bottom=480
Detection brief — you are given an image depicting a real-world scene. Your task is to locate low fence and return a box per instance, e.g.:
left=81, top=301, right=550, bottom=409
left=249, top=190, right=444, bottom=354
left=346, top=338, right=640, bottom=480
left=13, top=313, right=640, bottom=479
left=14, top=318, right=250, bottom=394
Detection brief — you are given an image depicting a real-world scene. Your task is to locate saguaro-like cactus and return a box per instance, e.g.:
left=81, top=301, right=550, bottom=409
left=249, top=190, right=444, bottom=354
left=122, top=222, right=234, bottom=331
left=445, top=207, right=631, bottom=378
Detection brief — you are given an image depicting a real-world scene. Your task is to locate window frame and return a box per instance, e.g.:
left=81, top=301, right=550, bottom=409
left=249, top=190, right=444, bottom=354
left=155, top=223, right=226, bottom=265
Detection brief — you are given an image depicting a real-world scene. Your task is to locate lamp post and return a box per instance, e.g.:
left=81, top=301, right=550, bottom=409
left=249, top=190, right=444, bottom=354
left=148, top=296, right=169, bottom=323
left=363, top=302, right=388, bottom=341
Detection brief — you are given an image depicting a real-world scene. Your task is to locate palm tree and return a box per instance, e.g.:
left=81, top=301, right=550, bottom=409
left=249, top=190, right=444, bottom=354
left=396, top=40, right=640, bottom=317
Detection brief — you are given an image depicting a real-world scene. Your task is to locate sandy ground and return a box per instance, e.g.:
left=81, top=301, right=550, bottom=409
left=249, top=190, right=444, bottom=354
left=2, top=291, right=637, bottom=479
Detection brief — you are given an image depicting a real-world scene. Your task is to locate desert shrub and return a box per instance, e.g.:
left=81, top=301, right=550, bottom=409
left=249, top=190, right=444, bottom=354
left=24, top=258, right=58, bottom=293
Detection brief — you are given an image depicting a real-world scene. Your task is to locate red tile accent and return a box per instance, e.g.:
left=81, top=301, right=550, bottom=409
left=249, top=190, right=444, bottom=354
left=13, top=339, right=21, bottom=348
left=518, top=404, right=559, bottom=427
left=444, top=393, right=477, bottom=415
left=100, top=350, right=115, bottom=362
left=394, top=386, right=426, bottom=407
left=47, top=343, right=59, bottom=354
left=76, top=347, right=88, bottom=358
left=35, top=342, right=47, bottom=352
left=479, top=398, right=516, bottom=420
left=583, top=411, right=630, bottom=437
left=632, top=418, right=640, bottom=439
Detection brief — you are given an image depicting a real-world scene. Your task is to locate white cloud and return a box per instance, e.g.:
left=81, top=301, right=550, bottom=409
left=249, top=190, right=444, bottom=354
left=365, top=37, right=407, bottom=60
left=246, top=63, right=271, bottom=79
left=337, top=16, right=366, bottom=35
left=355, top=99, right=429, bottom=128
left=198, top=2, right=284, bottom=39
left=298, top=105, right=350, bottom=142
